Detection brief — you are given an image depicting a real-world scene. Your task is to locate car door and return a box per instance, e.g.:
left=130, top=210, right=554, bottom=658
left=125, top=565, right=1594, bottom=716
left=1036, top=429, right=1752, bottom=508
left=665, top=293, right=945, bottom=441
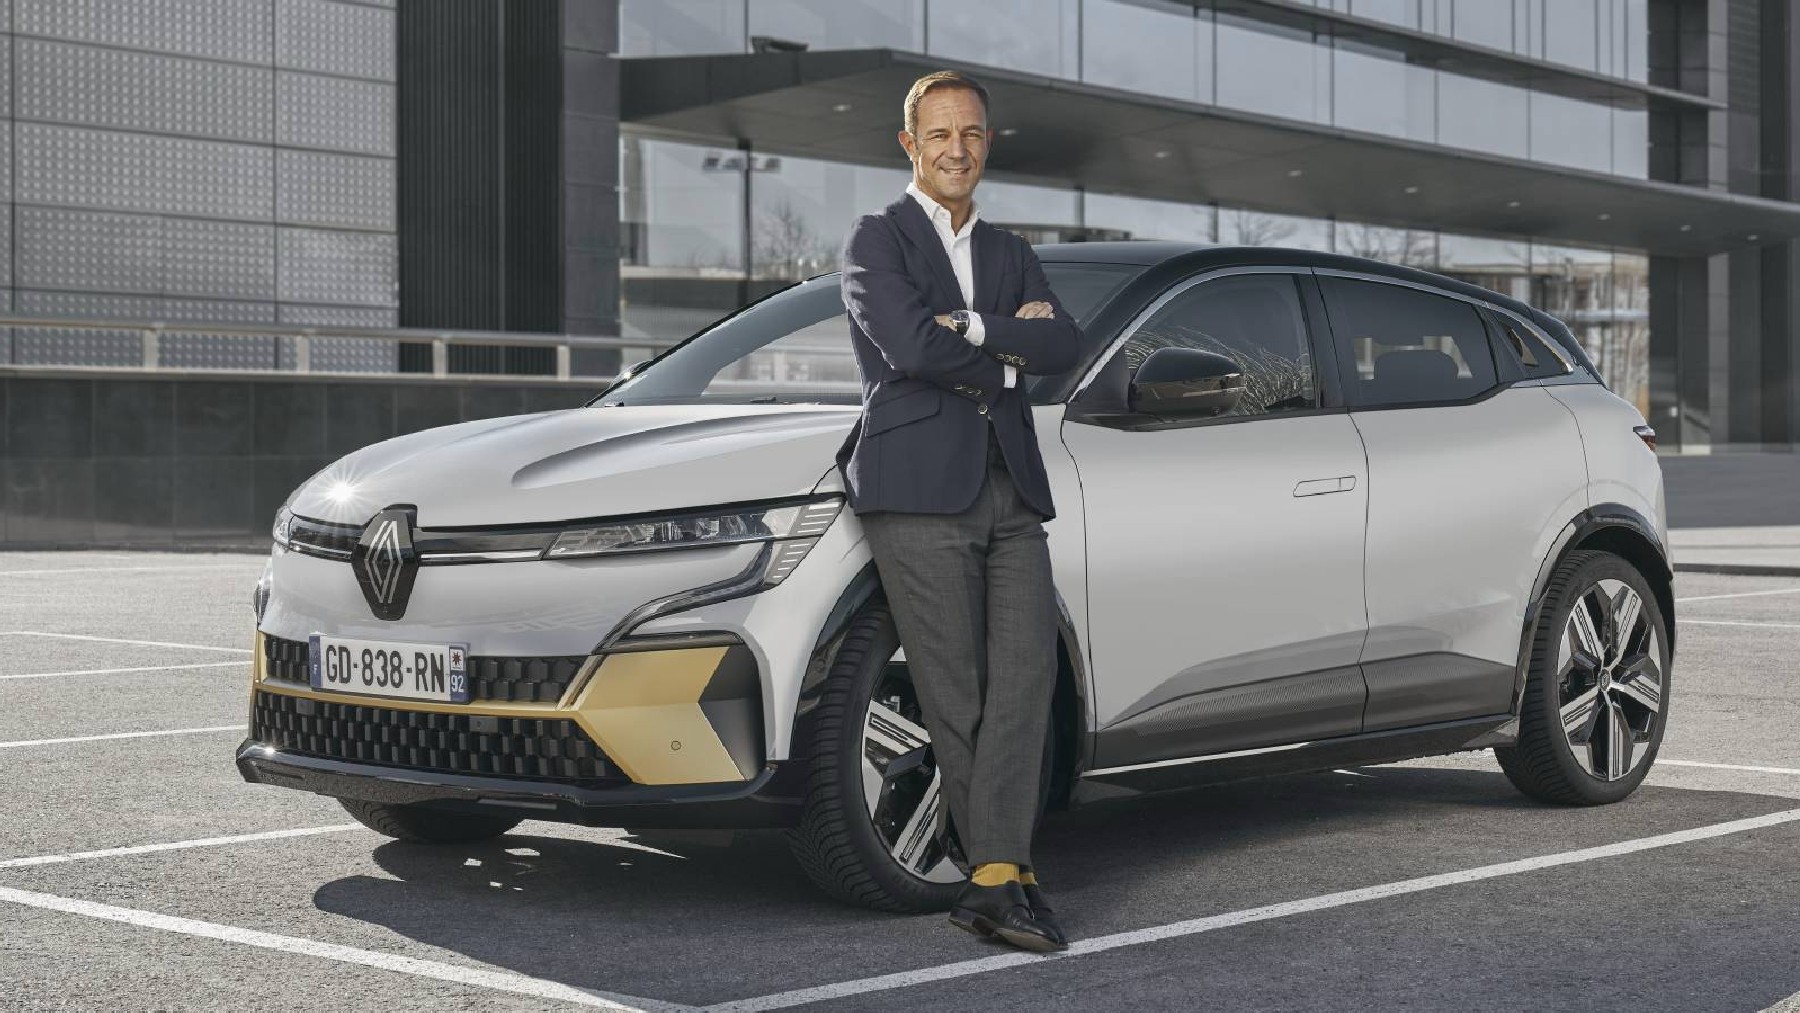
left=1313, top=271, right=1589, bottom=732
left=1060, top=268, right=1371, bottom=771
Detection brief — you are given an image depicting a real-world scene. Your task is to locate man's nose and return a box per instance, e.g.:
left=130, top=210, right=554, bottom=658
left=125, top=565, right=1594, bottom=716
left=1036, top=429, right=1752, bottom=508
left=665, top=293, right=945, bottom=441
left=944, top=134, right=967, bottom=160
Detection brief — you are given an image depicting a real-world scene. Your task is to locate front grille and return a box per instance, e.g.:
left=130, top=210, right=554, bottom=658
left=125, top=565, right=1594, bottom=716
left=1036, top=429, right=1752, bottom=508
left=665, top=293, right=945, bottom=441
left=262, top=634, right=587, bottom=703
left=251, top=689, right=617, bottom=783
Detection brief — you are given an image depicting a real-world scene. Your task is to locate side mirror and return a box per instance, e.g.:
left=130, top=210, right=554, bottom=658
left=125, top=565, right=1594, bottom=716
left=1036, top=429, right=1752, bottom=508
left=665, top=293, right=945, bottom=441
left=1128, top=347, right=1246, bottom=419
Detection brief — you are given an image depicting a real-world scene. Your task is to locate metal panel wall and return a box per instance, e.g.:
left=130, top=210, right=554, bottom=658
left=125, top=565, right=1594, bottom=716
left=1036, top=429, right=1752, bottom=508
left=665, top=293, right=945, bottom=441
left=3, top=0, right=398, bottom=369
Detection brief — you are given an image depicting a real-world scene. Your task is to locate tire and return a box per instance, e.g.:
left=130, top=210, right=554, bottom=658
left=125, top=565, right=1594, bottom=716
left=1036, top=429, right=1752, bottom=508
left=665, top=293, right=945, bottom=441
left=337, top=797, right=522, bottom=843
left=1497, top=550, right=1671, bottom=805
left=785, top=599, right=1057, bottom=913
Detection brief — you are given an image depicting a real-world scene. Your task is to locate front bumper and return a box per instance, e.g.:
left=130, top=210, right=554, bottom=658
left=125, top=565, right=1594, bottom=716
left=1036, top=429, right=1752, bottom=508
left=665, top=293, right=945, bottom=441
left=236, top=740, right=808, bottom=829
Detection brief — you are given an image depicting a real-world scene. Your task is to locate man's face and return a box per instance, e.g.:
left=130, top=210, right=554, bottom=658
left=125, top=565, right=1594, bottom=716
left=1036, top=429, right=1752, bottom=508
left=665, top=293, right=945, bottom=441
left=900, top=88, right=991, bottom=206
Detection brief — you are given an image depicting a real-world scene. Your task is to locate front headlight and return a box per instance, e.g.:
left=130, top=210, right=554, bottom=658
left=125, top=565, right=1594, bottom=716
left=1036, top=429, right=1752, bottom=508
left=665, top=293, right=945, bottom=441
left=271, top=504, right=295, bottom=547
left=547, top=496, right=842, bottom=585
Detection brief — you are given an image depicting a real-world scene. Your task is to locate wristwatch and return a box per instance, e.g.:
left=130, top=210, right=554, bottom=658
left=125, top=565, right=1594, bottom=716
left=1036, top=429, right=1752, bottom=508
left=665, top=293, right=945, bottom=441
left=949, top=309, right=971, bottom=336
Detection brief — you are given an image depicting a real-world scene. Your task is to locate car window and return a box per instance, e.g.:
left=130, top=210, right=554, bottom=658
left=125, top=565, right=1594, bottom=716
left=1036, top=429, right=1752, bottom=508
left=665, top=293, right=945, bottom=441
left=599, top=263, right=1143, bottom=407
left=1491, top=313, right=1573, bottom=380
left=1318, top=276, right=1499, bottom=408
left=1114, top=273, right=1318, bottom=418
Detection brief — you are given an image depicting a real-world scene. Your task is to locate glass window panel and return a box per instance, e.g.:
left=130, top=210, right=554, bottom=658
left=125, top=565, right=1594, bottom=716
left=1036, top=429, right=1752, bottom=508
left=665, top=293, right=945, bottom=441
left=1081, top=0, right=1202, bottom=103
left=1333, top=40, right=1437, bottom=143
left=1612, top=107, right=1647, bottom=178
left=747, top=0, right=923, bottom=51
left=1218, top=209, right=1331, bottom=250
left=1215, top=17, right=1331, bottom=124
left=927, top=0, right=1071, bottom=78
left=1318, top=277, right=1498, bottom=406
left=1529, top=91, right=1613, bottom=173
left=1438, top=232, right=1530, bottom=301
left=974, top=178, right=1081, bottom=230
left=1084, top=192, right=1214, bottom=243
left=1625, top=0, right=1648, bottom=82
left=1436, top=74, right=1529, bottom=159
left=618, top=0, right=746, bottom=56
left=1348, top=0, right=1419, bottom=29
left=1451, top=0, right=1512, bottom=49
left=1543, top=0, right=1599, bottom=72
left=1334, top=222, right=1438, bottom=268
left=1118, top=274, right=1319, bottom=417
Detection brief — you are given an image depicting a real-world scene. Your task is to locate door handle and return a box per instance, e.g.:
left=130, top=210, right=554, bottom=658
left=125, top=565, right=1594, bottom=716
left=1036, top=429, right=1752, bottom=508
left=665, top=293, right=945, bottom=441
left=1293, top=476, right=1356, bottom=497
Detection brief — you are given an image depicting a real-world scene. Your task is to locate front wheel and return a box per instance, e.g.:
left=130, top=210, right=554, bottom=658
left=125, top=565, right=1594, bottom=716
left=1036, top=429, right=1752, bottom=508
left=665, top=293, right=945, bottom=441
left=786, top=601, right=968, bottom=913
left=1497, top=550, right=1670, bottom=805
left=338, top=798, right=522, bottom=843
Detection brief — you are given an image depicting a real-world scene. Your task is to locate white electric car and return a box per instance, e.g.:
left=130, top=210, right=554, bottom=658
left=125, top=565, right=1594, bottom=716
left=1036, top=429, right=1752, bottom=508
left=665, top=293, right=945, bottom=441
left=239, top=244, right=1673, bottom=912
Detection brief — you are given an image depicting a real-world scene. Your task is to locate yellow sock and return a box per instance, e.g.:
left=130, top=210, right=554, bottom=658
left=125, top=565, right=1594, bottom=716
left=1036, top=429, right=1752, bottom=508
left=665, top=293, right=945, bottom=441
left=971, top=862, right=1021, bottom=886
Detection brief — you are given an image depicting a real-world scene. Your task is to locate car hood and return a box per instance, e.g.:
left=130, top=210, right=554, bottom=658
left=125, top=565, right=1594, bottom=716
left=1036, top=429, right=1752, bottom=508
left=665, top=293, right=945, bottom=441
left=289, top=404, right=859, bottom=527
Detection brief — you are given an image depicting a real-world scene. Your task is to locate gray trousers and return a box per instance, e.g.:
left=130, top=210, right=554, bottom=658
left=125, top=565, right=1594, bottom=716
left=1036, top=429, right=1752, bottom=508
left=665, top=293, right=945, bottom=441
left=858, top=422, right=1059, bottom=867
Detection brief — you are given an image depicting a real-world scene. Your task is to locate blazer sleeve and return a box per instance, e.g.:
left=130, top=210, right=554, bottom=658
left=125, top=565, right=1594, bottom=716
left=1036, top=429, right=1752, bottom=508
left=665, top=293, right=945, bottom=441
left=971, top=235, right=1082, bottom=376
left=841, top=215, right=1007, bottom=394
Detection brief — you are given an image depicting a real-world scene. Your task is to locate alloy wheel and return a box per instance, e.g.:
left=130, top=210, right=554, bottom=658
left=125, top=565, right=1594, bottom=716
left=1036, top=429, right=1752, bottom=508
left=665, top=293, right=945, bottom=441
left=859, top=660, right=963, bottom=884
left=1557, top=578, right=1664, bottom=781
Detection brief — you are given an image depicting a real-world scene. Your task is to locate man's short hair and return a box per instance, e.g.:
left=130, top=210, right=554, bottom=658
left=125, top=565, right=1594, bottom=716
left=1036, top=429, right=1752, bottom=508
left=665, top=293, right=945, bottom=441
left=902, top=70, right=990, bottom=136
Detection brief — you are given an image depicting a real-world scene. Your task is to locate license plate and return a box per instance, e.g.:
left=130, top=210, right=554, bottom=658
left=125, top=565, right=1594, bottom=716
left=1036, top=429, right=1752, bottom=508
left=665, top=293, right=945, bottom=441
left=308, top=634, right=470, bottom=703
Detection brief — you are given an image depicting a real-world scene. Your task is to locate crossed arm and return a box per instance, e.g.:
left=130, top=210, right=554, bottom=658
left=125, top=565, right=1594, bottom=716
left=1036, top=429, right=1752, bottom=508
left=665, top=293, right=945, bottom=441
left=841, top=216, right=1080, bottom=396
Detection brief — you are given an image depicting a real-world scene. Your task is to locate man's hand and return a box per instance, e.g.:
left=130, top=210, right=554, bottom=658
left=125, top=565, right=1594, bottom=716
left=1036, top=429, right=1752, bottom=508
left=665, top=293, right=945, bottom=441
left=1015, top=301, right=1055, bottom=320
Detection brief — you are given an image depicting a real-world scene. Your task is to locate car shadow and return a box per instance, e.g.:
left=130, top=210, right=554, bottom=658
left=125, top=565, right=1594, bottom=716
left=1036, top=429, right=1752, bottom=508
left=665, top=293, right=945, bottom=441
left=308, top=763, right=1793, bottom=1007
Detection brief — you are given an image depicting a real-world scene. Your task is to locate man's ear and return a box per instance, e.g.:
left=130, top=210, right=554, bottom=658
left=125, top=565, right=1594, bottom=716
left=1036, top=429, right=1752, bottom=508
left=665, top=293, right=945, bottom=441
left=897, top=129, right=916, bottom=161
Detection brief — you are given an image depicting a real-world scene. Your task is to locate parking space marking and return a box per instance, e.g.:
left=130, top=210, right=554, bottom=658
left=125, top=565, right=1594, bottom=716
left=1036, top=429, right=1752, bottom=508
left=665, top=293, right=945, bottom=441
left=0, top=825, right=362, bottom=870
left=1659, top=759, right=1800, bottom=777
left=0, top=660, right=244, bottom=681
left=1764, top=988, right=1800, bottom=1013
left=0, top=726, right=240, bottom=750
left=1676, top=586, right=1800, bottom=604
left=0, top=565, right=257, bottom=577
left=704, top=808, right=1800, bottom=1012
left=0, top=885, right=687, bottom=1013
left=0, top=631, right=252, bottom=653
left=1677, top=619, right=1800, bottom=630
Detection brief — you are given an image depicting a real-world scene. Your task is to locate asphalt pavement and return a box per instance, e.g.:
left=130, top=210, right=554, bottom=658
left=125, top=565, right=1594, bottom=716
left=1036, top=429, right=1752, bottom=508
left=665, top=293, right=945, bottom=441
left=2, top=553, right=1799, bottom=1012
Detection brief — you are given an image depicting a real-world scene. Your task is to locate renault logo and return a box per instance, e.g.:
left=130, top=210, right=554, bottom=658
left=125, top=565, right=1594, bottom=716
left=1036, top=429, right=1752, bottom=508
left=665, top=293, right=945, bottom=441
left=352, top=506, right=419, bottom=620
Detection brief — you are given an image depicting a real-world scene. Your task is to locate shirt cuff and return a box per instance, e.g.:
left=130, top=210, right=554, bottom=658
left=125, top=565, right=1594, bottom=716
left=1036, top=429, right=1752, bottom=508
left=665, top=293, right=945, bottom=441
left=1003, top=363, right=1017, bottom=388
left=964, top=312, right=986, bottom=347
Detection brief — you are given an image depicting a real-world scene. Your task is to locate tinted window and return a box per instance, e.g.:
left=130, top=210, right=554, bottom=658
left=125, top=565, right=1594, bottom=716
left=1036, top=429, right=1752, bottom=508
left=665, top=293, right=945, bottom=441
left=1491, top=314, right=1573, bottom=381
left=1319, top=277, right=1498, bottom=408
left=1116, top=273, right=1318, bottom=418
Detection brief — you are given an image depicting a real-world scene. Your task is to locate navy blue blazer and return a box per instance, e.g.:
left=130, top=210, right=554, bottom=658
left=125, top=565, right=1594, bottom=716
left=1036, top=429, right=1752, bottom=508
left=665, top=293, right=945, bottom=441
left=835, top=194, right=1081, bottom=520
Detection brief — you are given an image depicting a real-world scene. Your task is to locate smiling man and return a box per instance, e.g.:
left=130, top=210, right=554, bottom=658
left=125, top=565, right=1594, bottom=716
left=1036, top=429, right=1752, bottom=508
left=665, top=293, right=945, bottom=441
left=835, top=70, right=1082, bottom=953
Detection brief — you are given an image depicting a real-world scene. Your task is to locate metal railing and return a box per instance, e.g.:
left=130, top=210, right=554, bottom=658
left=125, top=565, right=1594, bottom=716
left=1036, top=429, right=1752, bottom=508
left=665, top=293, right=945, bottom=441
left=0, top=314, right=676, bottom=382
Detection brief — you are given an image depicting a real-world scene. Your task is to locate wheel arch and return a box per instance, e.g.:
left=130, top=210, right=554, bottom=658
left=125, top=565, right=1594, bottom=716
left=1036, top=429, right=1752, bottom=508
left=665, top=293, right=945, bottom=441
left=792, top=560, right=1095, bottom=810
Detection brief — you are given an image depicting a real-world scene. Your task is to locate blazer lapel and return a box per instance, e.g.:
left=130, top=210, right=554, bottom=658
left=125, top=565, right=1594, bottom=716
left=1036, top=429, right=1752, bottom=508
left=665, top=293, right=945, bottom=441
left=973, top=221, right=1005, bottom=315
left=887, top=194, right=966, bottom=309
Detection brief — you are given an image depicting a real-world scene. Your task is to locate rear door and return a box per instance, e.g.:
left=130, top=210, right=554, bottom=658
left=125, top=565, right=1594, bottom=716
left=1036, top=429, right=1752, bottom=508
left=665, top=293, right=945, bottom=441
left=1314, top=272, right=1588, bottom=731
left=1062, top=269, right=1371, bottom=770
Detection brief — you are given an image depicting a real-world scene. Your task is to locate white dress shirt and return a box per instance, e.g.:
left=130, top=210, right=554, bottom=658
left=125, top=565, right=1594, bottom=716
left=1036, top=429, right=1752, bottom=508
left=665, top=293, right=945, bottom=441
left=906, top=181, right=1016, bottom=389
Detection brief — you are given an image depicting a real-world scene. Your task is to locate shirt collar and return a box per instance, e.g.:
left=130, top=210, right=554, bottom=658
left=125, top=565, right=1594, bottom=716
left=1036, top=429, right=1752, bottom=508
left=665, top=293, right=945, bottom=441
left=906, top=180, right=980, bottom=238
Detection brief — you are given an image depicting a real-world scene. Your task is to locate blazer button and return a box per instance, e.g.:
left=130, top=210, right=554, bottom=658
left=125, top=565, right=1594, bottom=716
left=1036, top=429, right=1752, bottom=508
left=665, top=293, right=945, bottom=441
left=977, top=403, right=989, bottom=415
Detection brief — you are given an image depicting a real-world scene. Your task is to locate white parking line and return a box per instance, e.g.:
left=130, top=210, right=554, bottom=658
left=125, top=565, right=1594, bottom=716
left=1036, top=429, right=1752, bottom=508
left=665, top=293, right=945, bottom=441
left=1676, top=586, right=1800, bottom=604
left=0, top=631, right=252, bottom=653
left=1764, top=988, right=1800, bottom=1013
left=0, top=660, right=244, bottom=681
left=1659, top=759, right=1800, bottom=777
left=0, top=825, right=363, bottom=869
left=0, top=565, right=258, bottom=577
left=0, top=726, right=240, bottom=750
left=704, top=808, right=1800, bottom=1012
left=0, top=885, right=686, bottom=1012
left=1677, top=619, right=1800, bottom=630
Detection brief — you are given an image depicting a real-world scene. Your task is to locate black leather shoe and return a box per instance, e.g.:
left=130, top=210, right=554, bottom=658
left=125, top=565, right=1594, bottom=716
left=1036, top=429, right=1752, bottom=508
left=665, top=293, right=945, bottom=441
left=1020, top=881, right=1069, bottom=947
left=947, top=880, right=1067, bottom=953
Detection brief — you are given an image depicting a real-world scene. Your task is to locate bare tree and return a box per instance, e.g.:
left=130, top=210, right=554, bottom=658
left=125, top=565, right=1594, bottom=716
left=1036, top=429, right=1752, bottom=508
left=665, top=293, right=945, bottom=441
left=1221, top=209, right=1297, bottom=247
left=1334, top=223, right=1436, bottom=267
left=754, top=200, right=836, bottom=281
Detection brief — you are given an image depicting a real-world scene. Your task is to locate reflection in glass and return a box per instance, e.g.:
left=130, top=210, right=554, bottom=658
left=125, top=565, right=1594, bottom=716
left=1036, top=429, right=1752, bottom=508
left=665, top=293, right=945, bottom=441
left=1218, top=208, right=1331, bottom=250
left=1215, top=15, right=1331, bottom=124
left=1543, top=0, right=1599, bottom=72
left=1120, top=274, right=1319, bottom=417
left=1081, top=0, right=1209, bottom=104
left=1085, top=192, right=1215, bottom=244
left=1333, top=40, right=1436, bottom=142
left=1529, top=91, right=1613, bottom=173
left=927, top=0, right=1074, bottom=79
left=747, top=0, right=923, bottom=51
left=1349, top=0, right=1420, bottom=29
left=1450, top=0, right=1512, bottom=51
left=1437, top=74, right=1529, bottom=159
left=618, top=0, right=746, bottom=56
left=1335, top=222, right=1437, bottom=268
left=1612, top=108, right=1647, bottom=178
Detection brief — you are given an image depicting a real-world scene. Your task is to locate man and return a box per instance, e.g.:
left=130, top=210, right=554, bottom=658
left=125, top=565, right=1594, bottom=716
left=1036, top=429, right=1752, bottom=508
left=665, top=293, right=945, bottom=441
left=835, top=70, right=1081, bottom=954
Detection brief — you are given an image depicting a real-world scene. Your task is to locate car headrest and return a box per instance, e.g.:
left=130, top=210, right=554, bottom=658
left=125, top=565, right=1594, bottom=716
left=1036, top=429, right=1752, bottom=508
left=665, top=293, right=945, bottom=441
left=1370, top=348, right=1460, bottom=392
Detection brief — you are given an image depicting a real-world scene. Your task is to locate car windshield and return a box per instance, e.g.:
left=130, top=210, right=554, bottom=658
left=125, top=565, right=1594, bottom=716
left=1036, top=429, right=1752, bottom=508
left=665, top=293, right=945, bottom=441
left=592, top=262, right=1142, bottom=407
